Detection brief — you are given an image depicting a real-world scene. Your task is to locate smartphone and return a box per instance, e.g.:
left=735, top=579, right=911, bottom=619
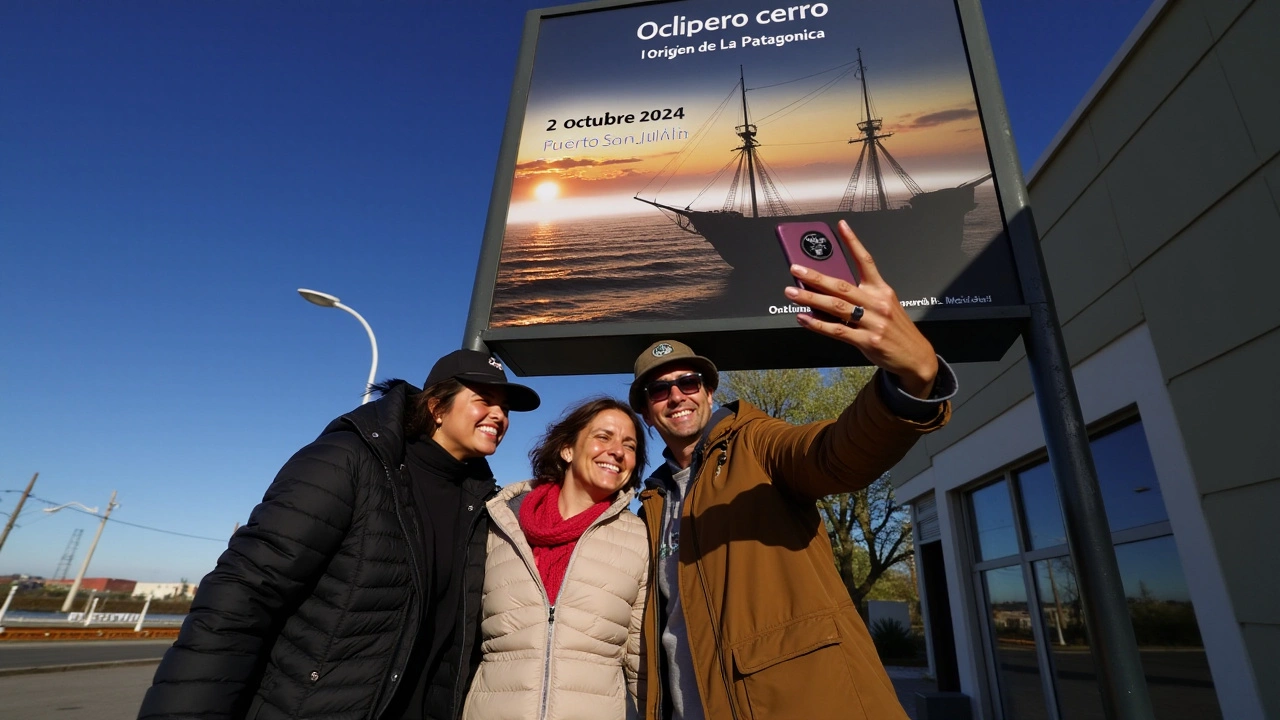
left=775, top=221, right=860, bottom=320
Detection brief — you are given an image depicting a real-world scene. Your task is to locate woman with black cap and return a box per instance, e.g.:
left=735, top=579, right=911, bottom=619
left=138, top=349, right=540, bottom=720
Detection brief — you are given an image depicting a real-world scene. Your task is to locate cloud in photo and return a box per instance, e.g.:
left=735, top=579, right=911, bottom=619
left=516, top=156, right=643, bottom=174
left=904, top=107, right=980, bottom=128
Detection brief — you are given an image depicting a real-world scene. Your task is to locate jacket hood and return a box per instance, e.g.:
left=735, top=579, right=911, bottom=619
left=319, top=379, right=419, bottom=471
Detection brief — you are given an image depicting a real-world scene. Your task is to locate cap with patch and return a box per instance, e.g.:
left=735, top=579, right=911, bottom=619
left=424, top=349, right=540, bottom=412
left=629, top=339, right=718, bottom=409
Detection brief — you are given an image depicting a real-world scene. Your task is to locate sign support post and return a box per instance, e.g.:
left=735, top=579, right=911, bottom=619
left=958, top=1, right=1156, bottom=717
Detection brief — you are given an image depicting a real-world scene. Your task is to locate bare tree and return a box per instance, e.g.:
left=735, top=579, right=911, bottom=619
left=719, top=367, right=913, bottom=608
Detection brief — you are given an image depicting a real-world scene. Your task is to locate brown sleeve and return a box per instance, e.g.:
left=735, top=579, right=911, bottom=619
left=743, top=370, right=951, bottom=501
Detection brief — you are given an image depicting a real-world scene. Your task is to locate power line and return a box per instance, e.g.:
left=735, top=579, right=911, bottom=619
left=23, top=493, right=228, bottom=543
left=102, top=516, right=227, bottom=542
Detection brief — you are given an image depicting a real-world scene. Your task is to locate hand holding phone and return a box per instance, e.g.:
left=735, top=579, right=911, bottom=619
left=775, top=221, right=860, bottom=321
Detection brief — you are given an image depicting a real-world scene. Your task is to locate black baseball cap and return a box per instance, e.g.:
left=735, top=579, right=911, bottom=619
left=423, top=349, right=541, bottom=412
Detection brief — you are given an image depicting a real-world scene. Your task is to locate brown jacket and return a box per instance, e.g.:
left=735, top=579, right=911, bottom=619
left=637, top=375, right=949, bottom=720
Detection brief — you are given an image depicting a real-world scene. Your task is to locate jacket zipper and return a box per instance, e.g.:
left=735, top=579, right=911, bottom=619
left=450, top=496, right=489, bottom=716
left=499, top=497, right=621, bottom=720
left=540, top=508, right=617, bottom=720
left=687, top=441, right=742, bottom=720
left=642, top=489, right=665, bottom=720
left=539, top=604, right=556, bottom=720
left=375, top=458, right=423, bottom=720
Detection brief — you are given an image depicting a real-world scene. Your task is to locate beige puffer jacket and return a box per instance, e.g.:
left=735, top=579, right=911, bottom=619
left=462, top=480, right=649, bottom=720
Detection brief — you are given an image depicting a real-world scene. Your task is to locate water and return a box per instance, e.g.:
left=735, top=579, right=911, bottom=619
left=490, top=184, right=1006, bottom=326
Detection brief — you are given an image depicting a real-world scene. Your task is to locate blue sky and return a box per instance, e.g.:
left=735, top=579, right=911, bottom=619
left=0, top=0, right=1151, bottom=582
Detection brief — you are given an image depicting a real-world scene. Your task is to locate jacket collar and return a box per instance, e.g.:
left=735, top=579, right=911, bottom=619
left=644, top=401, right=740, bottom=492
left=488, top=479, right=637, bottom=536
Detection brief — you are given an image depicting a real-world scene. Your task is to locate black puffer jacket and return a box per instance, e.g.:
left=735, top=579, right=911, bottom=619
left=138, top=381, right=495, bottom=720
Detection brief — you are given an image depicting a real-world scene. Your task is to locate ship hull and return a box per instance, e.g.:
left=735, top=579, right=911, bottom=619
left=678, top=186, right=982, bottom=300
left=670, top=183, right=1018, bottom=303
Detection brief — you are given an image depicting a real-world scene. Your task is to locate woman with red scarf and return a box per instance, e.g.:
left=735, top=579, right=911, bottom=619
left=462, top=397, right=649, bottom=720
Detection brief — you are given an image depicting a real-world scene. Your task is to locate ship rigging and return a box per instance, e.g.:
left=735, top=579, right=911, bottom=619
left=632, top=49, right=991, bottom=281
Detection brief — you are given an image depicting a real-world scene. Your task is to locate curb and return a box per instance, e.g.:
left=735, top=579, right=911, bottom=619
left=0, top=657, right=162, bottom=678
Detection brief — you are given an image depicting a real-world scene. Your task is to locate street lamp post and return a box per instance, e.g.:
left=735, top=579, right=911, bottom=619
left=45, top=491, right=119, bottom=613
left=297, top=289, right=379, bottom=404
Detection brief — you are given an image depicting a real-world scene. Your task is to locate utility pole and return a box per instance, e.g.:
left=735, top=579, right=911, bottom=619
left=60, top=490, right=118, bottom=613
left=0, top=472, right=39, bottom=558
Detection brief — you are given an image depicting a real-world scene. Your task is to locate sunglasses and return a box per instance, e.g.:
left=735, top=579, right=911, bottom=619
left=645, top=372, right=705, bottom=403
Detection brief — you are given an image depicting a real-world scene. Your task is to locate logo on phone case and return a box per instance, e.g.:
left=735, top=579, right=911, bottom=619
left=800, top=231, right=833, bottom=260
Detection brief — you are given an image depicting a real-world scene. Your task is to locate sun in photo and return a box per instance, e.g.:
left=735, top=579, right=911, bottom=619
left=534, top=180, right=560, bottom=201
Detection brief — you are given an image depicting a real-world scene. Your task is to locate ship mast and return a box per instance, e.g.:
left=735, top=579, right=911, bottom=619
left=736, top=65, right=760, bottom=218
left=723, top=66, right=792, bottom=217
left=840, top=48, right=923, bottom=212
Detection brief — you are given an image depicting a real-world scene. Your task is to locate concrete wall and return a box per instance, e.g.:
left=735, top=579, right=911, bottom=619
left=895, top=0, right=1280, bottom=715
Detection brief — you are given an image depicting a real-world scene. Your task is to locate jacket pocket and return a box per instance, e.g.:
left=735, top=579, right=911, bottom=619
left=730, top=614, right=862, bottom=720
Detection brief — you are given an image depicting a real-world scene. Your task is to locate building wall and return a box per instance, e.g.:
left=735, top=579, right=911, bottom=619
left=894, top=0, right=1280, bottom=715
left=47, top=577, right=138, bottom=594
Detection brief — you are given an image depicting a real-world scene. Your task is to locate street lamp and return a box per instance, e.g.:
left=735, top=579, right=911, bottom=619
left=297, top=288, right=379, bottom=404
left=44, top=490, right=118, bottom=613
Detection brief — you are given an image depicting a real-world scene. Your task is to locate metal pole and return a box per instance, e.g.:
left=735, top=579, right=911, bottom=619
left=0, top=472, right=39, bottom=557
left=134, top=593, right=153, bottom=632
left=60, top=491, right=118, bottom=613
left=333, top=302, right=378, bottom=404
left=83, top=597, right=99, bottom=627
left=954, top=1, right=1155, bottom=718
left=0, top=584, right=16, bottom=624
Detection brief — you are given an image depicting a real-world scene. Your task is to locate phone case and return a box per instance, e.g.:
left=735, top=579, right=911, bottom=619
left=774, top=221, right=861, bottom=290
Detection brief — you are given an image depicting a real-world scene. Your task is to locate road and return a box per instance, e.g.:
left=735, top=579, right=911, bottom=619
left=0, top=663, right=158, bottom=720
left=0, top=645, right=933, bottom=719
left=0, top=640, right=171, bottom=671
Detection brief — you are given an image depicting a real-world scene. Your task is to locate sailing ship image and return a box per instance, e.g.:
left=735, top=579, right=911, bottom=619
left=634, top=49, right=997, bottom=295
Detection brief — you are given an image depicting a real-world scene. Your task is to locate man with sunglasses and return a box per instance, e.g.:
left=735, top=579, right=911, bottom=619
left=631, top=221, right=956, bottom=720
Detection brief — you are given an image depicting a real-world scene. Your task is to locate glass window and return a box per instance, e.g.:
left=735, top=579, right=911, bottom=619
left=1093, top=422, right=1169, bottom=532
left=1115, top=537, right=1220, bottom=720
left=984, top=566, right=1050, bottom=720
left=971, top=480, right=1019, bottom=561
left=1012, top=421, right=1169, bottom=549
left=1017, top=461, right=1066, bottom=550
left=1033, top=558, right=1106, bottom=720
left=966, top=416, right=1220, bottom=720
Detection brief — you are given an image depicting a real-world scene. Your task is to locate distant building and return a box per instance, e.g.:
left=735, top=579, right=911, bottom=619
left=45, top=577, right=137, bottom=594
left=132, top=581, right=197, bottom=600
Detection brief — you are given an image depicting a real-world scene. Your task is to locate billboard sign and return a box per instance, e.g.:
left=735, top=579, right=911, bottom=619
left=465, top=0, right=1029, bottom=375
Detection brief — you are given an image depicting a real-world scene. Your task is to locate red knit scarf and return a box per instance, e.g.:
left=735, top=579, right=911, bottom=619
left=519, top=481, right=610, bottom=605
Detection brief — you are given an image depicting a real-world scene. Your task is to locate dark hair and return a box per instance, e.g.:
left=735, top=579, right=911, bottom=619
left=405, top=378, right=467, bottom=439
left=529, top=397, right=647, bottom=489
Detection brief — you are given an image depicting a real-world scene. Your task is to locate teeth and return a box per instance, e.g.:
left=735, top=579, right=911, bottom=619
left=596, top=462, right=620, bottom=473
left=478, top=426, right=498, bottom=436
left=670, top=410, right=692, bottom=419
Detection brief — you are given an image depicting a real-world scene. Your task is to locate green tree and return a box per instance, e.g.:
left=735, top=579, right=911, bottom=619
left=718, top=367, right=915, bottom=608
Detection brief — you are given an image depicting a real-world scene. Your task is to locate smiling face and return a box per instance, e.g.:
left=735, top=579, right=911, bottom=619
left=431, top=382, right=510, bottom=461
left=641, top=362, right=715, bottom=448
left=560, top=408, right=639, bottom=504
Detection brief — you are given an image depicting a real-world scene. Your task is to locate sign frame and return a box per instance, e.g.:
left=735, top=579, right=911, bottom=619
left=463, top=0, right=1031, bottom=375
